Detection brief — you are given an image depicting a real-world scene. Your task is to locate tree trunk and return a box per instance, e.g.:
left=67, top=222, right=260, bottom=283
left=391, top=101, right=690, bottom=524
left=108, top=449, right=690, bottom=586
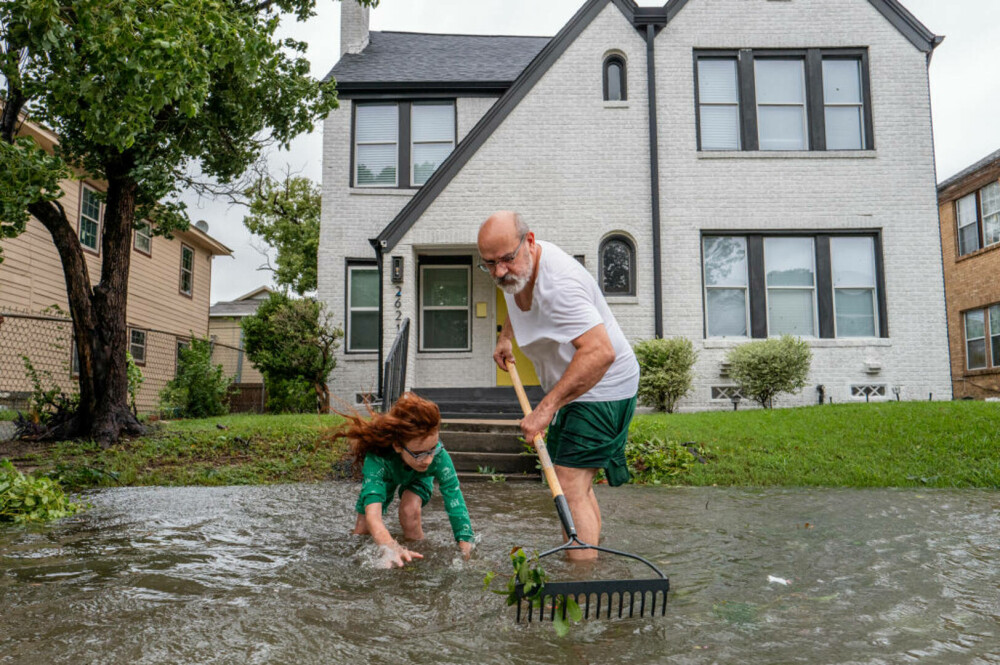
left=315, top=380, right=331, bottom=414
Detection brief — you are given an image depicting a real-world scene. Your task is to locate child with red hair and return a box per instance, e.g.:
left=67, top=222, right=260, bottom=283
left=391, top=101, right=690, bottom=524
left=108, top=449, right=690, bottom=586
left=336, top=392, right=474, bottom=567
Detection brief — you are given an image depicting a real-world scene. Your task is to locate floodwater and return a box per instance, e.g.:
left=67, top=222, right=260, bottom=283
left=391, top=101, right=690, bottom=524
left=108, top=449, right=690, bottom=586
left=1, top=483, right=998, bottom=664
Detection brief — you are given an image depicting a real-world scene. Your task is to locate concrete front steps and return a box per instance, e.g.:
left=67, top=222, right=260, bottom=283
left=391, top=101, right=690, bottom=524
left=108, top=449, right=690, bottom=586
left=440, top=419, right=540, bottom=483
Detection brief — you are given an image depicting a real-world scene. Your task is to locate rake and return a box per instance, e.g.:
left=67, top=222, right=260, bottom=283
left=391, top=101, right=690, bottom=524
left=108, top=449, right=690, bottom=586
left=507, top=363, right=670, bottom=623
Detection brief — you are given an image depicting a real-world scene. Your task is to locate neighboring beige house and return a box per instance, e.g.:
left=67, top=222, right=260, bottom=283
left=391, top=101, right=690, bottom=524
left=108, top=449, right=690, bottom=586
left=0, top=118, right=232, bottom=414
left=208, top=286, right=272, bottom=386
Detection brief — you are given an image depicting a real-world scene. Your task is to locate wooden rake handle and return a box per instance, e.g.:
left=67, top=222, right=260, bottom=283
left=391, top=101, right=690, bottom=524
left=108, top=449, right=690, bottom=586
left=507, top=363, right=578, bottom=539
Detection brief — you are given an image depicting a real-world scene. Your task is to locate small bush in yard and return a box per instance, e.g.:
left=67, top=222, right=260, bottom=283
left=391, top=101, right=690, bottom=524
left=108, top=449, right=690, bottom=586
left=634, top=337, right=697, bottom=413
left=159, top=337, right=232, bottom=419
left=1, top=459, right=83, bottom=524
left=726, top=335, right=812, bottom=409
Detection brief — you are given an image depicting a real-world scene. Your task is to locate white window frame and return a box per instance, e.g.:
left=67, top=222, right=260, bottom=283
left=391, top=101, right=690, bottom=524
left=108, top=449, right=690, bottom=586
left=763, top=237, right=818, bottom=338
left=956, top=192, right=981, bottom=256
left=991, top=304, right=1000, bottom=369
left=180, top=244, right=194, bottom=296
left=410, top=102, right=456, bottom=187
left=354, top=102, right=399, bottom=188
left=347, top=265, right=379, bottom=353
left=965, top=309, right=987, bottom=371
left=980, top=181, right=1000, bottom=248
left=419, top=264, right=471, bottom=352
left=129, top=328, right=148, bottom=365
left=79, top=184, right=103, bottom=252
left=755, top=58, right=808, bottom=151
left=831, top=237, right=879, bottom=338
left=134, top=220, right=152, bottom=255
left=702, top=236, right=750, bottom=338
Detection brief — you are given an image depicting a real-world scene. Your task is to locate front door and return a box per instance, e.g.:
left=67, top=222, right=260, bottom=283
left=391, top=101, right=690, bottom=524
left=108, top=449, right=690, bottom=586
left=495, top=288, right=540, bottom=386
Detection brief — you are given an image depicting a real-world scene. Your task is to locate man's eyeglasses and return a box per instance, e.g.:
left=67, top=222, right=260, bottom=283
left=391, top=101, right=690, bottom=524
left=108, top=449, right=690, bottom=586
left=402, top=441, right=442, bottom=462
left=478, top=234, right=526, bottom=273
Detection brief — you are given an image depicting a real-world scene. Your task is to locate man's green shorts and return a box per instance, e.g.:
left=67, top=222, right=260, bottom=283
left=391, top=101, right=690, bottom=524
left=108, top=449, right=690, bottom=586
left=545, top=395, right=637, bottom=487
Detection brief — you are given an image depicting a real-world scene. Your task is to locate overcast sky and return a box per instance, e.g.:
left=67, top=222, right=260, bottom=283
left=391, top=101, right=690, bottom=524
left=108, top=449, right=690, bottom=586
left=194, top=0, right=1000, bottom=303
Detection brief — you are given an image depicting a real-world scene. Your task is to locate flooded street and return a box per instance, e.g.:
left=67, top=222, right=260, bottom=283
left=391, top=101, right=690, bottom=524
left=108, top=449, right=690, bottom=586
left=2, top=483, right=998, bottom=664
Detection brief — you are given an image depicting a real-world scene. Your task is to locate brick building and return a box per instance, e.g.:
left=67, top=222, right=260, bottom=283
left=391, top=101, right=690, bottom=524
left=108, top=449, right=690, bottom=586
left=937, top=149, right=1000, bottom=399
left=319, top=0, right=953, bottom=411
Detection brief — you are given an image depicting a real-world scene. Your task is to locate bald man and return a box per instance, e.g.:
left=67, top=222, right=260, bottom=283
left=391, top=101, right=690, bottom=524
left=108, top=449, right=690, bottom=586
left=477, top=211, right=639, bottom=561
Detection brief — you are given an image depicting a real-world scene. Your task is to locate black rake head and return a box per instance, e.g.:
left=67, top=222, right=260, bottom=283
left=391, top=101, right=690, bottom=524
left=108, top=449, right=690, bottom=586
left=514, top=578, right=670, bottom=623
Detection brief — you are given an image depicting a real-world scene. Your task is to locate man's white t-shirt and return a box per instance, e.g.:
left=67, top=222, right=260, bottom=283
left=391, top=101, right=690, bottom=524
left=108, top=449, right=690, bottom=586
left=503, top=240, right=639, bottom=402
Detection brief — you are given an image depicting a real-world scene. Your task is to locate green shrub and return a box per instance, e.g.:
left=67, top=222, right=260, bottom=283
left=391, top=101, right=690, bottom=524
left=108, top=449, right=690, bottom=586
left=0, top=459, right=83, bottom=524
left=265, top=375, right=316, bottom=414
left=127, top=351, right=144, bottom=415
left=634, top=337, right=697, bottom=413
left=726, top=335, right=812, bottom=409
left=625, top=436, right=699, bottom=484
left=159, top=337, right=232, bottom=419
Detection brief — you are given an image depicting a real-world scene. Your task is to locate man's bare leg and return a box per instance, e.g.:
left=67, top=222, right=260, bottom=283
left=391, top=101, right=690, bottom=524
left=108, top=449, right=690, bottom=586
left=554, top=465, right=600, bottom=561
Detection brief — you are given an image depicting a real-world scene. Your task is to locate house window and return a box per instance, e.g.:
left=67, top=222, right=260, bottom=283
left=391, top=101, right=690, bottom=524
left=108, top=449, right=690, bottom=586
left=180, top=245, right=194, bottom=296
left=983, top=182, right=1000, bottom=247
left=703, top=236, right=749, bottom=337
left=71, top=341, right=80, bottom=377
left=965, top=309, right=987, bottom=370
left=696, top=58, right=741, bottom=150
left=755, top=58, right=808, bottom=151
left=764, top=237, right=816, bottom=336
left=355, top=103, right=398, bottom=187
left=992, top=304, right=1000, bottom=368
left=695, top=49, right=872, bottom=152
left=956, top=192, right=981, bottom=256
left=599, top=234, right=635, bottom=296
left=79, top=185, right=102, bottom=251
left=347, top=263, right=379, bottom=352
left=176, top=339, right=190, bottom=372
left=831, top=236, right=877, bottom=337
left=134, top=221, right=152, bottom=255
left=703, top=232, right=884, bottom=339
left=411, top=103, right=456, bottom=186
left=419, top=264, right=470, bottom=351
left=603, top=55, right=627, bottom=101
left=353, top=101, right=455, bottom=188
left=129, top=329, right=147, bottom=365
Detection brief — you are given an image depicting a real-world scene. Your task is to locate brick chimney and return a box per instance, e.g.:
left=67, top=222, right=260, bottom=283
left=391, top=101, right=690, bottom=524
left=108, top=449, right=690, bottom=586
left=341, top=1, right=370, bottom=58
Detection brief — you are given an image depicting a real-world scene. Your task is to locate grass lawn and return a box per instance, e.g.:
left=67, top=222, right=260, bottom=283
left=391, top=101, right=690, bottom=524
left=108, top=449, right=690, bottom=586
left=632, top=401, right=1000, bottom=488
left=0, top=402, right=997, bottom=491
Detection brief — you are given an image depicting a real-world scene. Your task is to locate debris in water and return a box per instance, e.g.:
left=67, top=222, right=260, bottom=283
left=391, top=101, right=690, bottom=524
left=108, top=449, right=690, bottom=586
left=767, top=575, right=792, bottom=586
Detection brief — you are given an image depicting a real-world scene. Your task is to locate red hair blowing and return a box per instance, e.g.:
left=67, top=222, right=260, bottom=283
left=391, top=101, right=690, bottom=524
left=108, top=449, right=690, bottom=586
left=334, top=392, right=441, bottom=478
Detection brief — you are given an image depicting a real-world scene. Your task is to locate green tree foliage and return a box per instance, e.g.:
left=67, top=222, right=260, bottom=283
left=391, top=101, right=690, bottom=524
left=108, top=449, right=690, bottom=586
left=241, top=292, right=343, bottom=413
left=0, top=0, right=377, bottom=445
left=726, top=336, right=812, bottom=409
left=160, top=338, right=232, bottom=419
left=634, top=337, right=697, bottom=413
left=243, top=174, right=321, bottom=295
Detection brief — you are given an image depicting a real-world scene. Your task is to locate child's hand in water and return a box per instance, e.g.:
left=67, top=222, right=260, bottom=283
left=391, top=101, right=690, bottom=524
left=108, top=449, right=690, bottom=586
left=381, top=543, right=424, bottom=568
left=458, top=541, right=473, bottom=560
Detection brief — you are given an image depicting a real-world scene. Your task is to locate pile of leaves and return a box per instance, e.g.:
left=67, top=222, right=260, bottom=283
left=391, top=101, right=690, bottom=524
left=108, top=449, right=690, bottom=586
left=626, top=435, right=704, bottom=485
left=0, top=460, right=83, bottom=524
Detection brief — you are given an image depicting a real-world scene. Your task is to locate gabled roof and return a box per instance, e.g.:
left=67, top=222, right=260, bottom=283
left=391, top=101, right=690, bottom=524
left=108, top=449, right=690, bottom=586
left=373, top=0, right=639, bottom=251
left=209, top=286, right=274, bottom=318
left=325, top=31, right=552, bottom=94
left=937, top=149, right=1000, bottom=196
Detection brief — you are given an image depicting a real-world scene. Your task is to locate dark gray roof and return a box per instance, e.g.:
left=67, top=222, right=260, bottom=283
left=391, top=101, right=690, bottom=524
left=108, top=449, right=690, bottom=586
left=209, top=300, right=264, bottom=318
left=325, top=31, right=551, bottom=88
left=938, top=149, right=1000, bottom=193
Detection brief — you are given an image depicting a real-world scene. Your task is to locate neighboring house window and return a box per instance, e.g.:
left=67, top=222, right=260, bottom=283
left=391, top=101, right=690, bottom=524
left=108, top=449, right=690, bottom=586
left=703, top=236, right=749, bottom=337
left=695, top=49, right=872, bottom=152
left=355, top=103, right=398, bottom=187
left=599, top=234, right=635, bottom=296
left=71, top=341, right=80, bottom=377
left=603, top=55, right=626, bottom=101
left=831, top=236, right=878, bottom=337
left=129, top=328, right=147, bottom=365
left=411, top=102, right=456, bottom=186
left=347, top=263, right=379, bottom=352
left=702, top=232, right=884, bottom=339
left=965, top=309, right=987, bottom=370
left=176, top=339, right=190, bottom=372
left=180, top=244, right=194, bottom=296
left=764, top=236, right=816, bottom=336
left=134, top=221, right=152, bottom=255
left=353, top=101, right=456, bottom=188
left=696, top=58, right=741, bottom=150
left=79, top=185, right=102, bottom=252
left=419, top=264, right=470, bottom=351
left=956, top=181, right=1000, bottom=256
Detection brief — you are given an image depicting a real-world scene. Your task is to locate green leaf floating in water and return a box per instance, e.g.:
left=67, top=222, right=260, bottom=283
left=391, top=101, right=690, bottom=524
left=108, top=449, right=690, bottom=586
left=483, top=547, right=583, bottom=635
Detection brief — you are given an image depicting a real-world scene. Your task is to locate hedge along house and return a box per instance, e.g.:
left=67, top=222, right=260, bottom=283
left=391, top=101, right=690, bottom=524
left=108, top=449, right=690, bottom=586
left=319, top=0, right=953, bottom=413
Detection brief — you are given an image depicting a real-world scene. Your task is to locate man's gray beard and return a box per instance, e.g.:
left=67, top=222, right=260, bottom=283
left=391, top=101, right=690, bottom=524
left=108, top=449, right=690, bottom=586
left=496, top=272, right=529, bottom=295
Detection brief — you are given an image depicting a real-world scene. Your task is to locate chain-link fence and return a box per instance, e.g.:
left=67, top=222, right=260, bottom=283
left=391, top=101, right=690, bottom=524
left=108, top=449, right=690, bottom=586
left=0, top=309, right=265, bottom=417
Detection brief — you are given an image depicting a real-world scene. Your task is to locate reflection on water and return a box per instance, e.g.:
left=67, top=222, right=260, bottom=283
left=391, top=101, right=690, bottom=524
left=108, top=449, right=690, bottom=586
left=1, top=484, right=998, bottom=664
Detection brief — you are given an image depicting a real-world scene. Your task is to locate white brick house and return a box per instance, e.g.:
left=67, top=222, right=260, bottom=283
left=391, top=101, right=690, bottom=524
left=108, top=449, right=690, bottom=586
left=319, top=0, right=953, bottom=413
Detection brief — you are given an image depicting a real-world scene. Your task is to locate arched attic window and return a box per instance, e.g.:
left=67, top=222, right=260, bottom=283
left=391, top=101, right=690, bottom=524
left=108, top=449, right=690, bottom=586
left=603, top=55, right=627, bottom=101
left=600, top=234, right=636, bottom=296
